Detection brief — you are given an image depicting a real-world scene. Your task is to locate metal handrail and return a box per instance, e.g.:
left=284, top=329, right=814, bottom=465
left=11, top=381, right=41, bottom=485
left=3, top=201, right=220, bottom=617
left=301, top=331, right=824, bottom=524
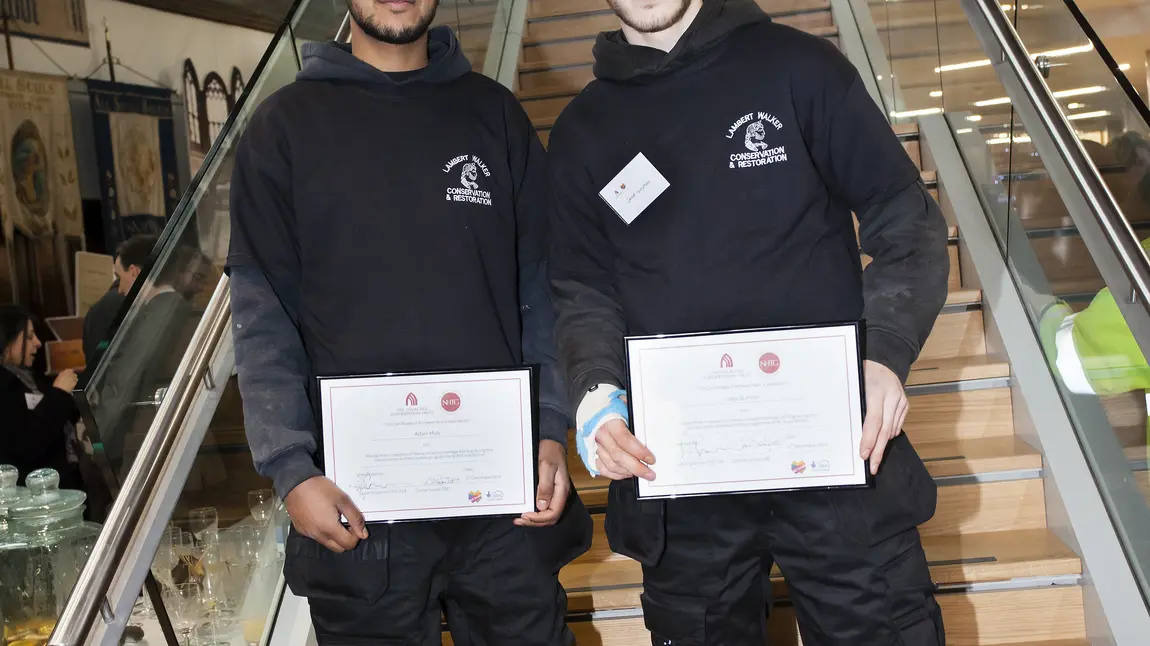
left=49, top=277, right=233, bottom=646
left=959, top=0, right=1150, bottom=350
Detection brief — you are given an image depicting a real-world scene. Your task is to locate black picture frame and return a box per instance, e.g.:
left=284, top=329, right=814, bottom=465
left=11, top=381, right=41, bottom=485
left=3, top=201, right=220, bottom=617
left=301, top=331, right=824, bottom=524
left=623, top=320, right=874, bottom=500
left=316, top=364, right=541, bottom=524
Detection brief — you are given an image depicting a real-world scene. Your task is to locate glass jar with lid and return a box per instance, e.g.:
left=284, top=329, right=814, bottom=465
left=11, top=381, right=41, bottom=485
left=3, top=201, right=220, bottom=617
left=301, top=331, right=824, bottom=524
left=0, top=464, right=28, bottom=536
left=0, top=468, right=101, bottom=643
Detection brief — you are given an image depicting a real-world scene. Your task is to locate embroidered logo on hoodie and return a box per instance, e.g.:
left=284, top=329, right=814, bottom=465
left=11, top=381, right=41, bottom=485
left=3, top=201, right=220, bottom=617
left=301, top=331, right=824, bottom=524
left=443, top=154, right=493, bottom=206
left=726, top=111, right=789, bottom=169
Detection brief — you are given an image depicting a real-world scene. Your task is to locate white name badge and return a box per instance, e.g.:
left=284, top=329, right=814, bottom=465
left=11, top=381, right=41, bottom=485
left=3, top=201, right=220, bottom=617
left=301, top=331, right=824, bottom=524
left=25, top=393, right=43, bottom=410
left=599, top=153, right=670, bottom=225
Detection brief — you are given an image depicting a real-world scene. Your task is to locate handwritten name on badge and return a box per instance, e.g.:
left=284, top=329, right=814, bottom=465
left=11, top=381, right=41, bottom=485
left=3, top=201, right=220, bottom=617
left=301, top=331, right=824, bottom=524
left=599, top=153, right=670, bottom=225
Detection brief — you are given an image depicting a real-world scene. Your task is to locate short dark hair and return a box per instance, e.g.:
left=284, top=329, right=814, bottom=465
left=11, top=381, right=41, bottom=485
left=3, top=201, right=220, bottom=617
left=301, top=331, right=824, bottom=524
left=0, top=304, right=33, bottom=365
left=115, top=235, right=159, bottom=271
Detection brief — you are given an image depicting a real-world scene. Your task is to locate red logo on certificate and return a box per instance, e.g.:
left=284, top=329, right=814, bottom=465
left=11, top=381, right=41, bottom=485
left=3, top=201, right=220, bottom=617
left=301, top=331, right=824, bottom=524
left=719, top=353, right=734, bottom=369
left=441, top=392, right=461, bottom=413
left=759, top=353, right=781, bottom=374
left=405, top=393, right=419, bottom=407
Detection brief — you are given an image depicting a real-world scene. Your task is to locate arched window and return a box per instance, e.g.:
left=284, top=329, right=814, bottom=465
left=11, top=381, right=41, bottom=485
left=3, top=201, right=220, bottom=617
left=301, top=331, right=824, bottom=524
left=182, top=59, right=203, bottom=152
left=229, top=67, right=245, bottom=108
left=202, top=72, right=229, bottom=145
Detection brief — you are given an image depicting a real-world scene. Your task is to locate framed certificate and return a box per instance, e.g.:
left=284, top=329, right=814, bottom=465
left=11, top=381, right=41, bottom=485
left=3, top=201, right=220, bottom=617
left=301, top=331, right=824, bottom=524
left=318, top=366, right=538, bottom=522
left=626, top=322, right=869, bottom=500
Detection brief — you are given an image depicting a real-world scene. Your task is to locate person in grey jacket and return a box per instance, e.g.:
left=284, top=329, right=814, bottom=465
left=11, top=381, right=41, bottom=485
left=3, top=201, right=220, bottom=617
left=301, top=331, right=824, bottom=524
left=227, top=0, right=590, bottom=643
left=548, top=0, right=950, bottom=643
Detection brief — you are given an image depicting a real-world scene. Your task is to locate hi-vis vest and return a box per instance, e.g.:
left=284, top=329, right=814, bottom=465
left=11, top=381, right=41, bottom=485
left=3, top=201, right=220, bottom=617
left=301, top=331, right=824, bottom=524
left=1040, top=238, right=1150, bottom=442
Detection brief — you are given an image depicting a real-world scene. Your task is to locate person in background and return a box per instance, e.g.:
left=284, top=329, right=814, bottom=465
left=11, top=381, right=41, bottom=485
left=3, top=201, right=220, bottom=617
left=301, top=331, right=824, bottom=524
left=0, top=304, right=84, bottom=490
left=1035, top=132, right=1150, bottom=455
left=82, top=235, right=159, bottom=367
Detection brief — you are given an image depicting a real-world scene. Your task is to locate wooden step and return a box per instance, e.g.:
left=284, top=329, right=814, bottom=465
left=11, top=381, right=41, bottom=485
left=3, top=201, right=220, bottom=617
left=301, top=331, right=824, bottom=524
left=560, top=526, right=1075, bottom=613
left=569, top=431, right=1035, bottom=508
left=920, top=308, right=987, bottom=362
left=907, top=354, right=1007, bottom=386
left=523, top=1, right=834, bottom=46
left=905, top=387, right=1015, bottom=444
left=571, top=475, right=1045, bottom=539
left=528, top=0, right=832, bottom=21
left=442, top=585, right=1084, bottom=645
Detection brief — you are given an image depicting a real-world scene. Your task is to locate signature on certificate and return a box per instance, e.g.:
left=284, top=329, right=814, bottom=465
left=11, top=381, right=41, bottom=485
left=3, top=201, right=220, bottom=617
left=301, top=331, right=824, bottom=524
left=678, top=436, right=786, bottom=460
left=352, top=473, right=412, bottom=498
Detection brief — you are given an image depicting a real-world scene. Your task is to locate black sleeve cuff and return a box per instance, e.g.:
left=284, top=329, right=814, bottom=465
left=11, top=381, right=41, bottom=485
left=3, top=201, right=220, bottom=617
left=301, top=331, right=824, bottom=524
left=865, top=327, right=918, bottom=384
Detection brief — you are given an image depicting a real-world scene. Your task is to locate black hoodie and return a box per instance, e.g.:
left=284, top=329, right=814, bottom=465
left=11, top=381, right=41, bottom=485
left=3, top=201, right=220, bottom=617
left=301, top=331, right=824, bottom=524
left=548, top=0, right=950, bottom=407
left=226, top=28, right=569, bottom=500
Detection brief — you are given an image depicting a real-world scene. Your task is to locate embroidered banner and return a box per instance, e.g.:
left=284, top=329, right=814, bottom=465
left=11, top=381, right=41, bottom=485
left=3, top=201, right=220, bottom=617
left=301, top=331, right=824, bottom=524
left=87, top=80, right=180, bottom=252
left=0, top=70, right=82, bottom=239
left=4, top=1, right=89, bottom=47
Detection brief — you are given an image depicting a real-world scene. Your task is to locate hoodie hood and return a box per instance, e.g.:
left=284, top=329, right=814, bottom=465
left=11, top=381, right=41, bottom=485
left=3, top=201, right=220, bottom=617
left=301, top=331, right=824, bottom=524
left=297, top=26, right=471, bottom=86
left=593, top=0, right=768, bottom=83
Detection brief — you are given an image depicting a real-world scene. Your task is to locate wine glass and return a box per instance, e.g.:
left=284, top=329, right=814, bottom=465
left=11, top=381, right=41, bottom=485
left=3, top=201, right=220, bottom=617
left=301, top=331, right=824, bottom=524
left=171, top=527, right=202, bottom=586
left=247, top=490, right=275, bottom=526
left=189, top=507, right=219, bottom=546
left=163, top=582, right=204, bottom=645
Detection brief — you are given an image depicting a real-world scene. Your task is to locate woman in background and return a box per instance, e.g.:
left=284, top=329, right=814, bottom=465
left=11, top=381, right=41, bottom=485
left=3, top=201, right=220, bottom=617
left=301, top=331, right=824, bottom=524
left=0, top=304, right=84, bottom=490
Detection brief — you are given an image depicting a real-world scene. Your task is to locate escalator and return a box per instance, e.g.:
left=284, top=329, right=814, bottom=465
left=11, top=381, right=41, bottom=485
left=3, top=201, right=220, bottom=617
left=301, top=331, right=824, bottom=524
left=18, top=0, right=1150, bottom=644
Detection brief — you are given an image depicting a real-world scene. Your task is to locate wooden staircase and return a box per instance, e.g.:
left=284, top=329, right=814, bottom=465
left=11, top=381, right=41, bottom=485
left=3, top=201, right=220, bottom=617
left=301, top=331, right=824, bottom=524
left=517, top=0, right=840, bottom=146
left=454, top=1, right=1094, bottom=642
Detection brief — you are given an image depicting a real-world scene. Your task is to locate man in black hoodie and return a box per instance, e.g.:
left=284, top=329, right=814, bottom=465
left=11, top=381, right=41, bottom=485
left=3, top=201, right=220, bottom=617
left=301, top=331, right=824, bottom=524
left=227, top=1, right=591, bottom=643
left=549, top=0, right=950, bottom=643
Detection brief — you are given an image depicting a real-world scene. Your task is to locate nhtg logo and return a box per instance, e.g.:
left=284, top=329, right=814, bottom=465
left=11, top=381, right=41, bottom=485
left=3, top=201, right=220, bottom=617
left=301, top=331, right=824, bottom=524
left=726, top=111, right=788, bottom=169
left=759, top=353, right=781, bottom=374
left=443, top=154, right=493, bottom=206
left=441, top=392, right=461, bottom=413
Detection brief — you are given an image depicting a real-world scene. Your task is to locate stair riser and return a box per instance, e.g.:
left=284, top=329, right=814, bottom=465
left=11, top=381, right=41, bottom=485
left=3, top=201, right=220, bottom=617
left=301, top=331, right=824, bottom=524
left=572, top=478, right=1045, bottom=563
left=523, top=6, right=832, bottom=45
left=920, top=309, right=987, bottom=362
left=443, top=586, right=1083, bottom=645
left=528, top=0, right=832, bottom=21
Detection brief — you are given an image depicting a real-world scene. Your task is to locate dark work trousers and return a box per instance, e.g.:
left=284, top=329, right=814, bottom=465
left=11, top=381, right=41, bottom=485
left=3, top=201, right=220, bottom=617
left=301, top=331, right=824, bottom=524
left=284, top=488, right=592, bottom=645
left=606, top=434, right=944, bottom=645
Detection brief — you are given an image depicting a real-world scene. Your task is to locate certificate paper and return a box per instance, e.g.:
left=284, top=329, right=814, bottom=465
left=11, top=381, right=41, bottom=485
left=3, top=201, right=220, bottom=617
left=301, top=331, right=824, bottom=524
left=627, top=323, right=867, bottom=499
left=319, top=368, right=536, bottom=522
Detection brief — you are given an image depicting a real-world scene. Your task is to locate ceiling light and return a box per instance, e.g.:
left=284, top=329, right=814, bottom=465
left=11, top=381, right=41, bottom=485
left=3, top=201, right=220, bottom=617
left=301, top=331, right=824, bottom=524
left=1054, top=86, right=1107, bottom=98
left=956, top=128, right=974, bottom=134
left=975, top=97, right=1013, bottom=107
left=936, top=60, right=991, bottom=73
left=929, top=90, right=943, bottom=98
left=889, top=107, right=944, bottom=118
left=973, top=86, right=1105, bottom=108
left=987, top=134, right=1033, bottom=145
left=967, top=114, right=983, bottom=121
left=1066, top=110, right=1111, bottom=120
left=936, top=43, right=1093, bottom=74
left=1000, top=3, right=1013, bottom=9
left=1067, top=102, right=1082, bottom=109
left=1119, top=63, right=1132, bottom=71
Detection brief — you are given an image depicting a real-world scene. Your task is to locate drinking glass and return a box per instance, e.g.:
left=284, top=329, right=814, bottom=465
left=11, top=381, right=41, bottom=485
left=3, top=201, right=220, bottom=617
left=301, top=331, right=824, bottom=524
left=163, top=582, right=204, bottom=645
left=171, top=527, right=203, bottom=586
left=188, top=507, right=219, bottom=546
left=248, top=489, right=275, bottom=526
